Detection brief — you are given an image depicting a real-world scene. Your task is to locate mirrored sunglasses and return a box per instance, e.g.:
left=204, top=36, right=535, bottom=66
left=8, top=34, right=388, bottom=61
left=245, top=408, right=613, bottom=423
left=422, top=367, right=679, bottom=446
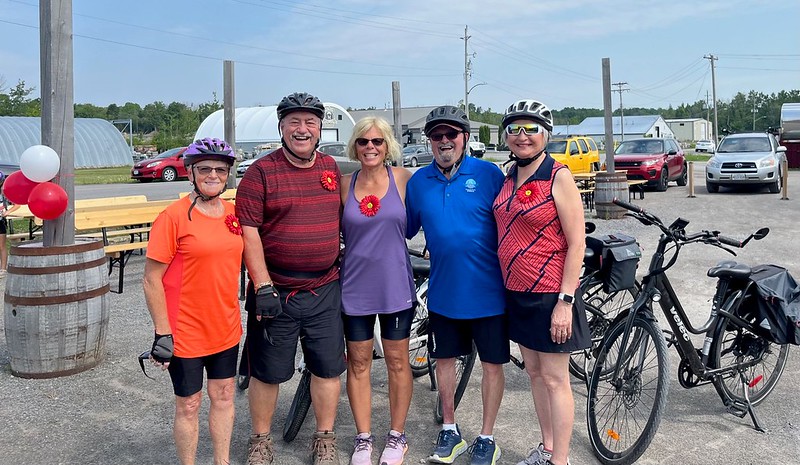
left=505, top=123, right=541, bottom=136
left=355, top=137, right=385, bottom=147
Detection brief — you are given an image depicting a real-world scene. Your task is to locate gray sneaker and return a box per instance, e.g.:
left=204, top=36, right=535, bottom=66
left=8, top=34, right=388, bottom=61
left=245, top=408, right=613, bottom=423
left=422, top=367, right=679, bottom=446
left=313, top=431, right=341, bottom=465
left=517, top=443, right=551, bottom=465
left=247, top=433, right=275, bottom=465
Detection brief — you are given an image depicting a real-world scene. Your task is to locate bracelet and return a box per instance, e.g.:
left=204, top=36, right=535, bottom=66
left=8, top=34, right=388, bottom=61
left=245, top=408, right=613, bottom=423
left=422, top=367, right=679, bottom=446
left=255, top=281, right=273, bottom=291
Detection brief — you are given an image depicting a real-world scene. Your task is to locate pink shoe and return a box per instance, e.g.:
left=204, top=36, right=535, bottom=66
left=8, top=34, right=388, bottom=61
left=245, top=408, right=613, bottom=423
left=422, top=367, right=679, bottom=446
left=379, top=431, right=408, bottom=465
left=351, top=434, right=374, bottom=465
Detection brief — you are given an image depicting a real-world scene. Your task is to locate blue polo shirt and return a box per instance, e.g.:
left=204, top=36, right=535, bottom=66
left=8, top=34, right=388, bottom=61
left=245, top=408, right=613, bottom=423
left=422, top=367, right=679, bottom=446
left=406, top=155, right=506, bottom=319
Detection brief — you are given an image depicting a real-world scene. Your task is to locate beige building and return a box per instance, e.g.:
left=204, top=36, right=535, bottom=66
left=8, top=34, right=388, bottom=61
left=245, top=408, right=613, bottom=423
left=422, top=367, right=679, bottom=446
left=665, top=118, right=712, bottom=142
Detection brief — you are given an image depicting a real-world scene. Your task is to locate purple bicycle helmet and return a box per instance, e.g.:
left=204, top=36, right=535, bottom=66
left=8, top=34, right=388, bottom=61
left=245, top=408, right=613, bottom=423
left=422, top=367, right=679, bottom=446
left=277, top=92, right=325, bottom=120
left=424, top=105, right=470, bottom=134
left=183, top=138, right=235, bottom=167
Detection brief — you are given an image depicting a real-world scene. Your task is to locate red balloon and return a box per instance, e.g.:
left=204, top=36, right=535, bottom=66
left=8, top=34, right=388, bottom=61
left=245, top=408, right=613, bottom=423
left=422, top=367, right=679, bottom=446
left=2, top=171, right=40, bottom=205
left=28, top=182, right=68, bottom=220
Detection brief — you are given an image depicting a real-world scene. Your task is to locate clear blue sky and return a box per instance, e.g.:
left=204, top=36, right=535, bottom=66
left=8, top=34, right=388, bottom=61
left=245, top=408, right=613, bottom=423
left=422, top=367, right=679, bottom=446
left=1, top=0, right=797, bottom=115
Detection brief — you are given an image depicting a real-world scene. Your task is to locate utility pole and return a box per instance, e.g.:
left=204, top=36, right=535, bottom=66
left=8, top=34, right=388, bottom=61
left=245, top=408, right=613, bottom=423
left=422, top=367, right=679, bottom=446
left=462, top=25, right=471, bottom=120
left=706, top=90, right=711, bottom=139
left=612, top=82, right=629, bottom=141
left=752, top=97, right=759, bottom=131
left=704, top=54, right=718, bottom=143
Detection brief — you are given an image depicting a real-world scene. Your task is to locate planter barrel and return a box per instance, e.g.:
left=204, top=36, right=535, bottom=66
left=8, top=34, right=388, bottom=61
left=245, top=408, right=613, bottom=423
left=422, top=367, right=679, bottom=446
left=594, top=172, right=630, bottom=220
left=4, top=239, right=110, bottom=378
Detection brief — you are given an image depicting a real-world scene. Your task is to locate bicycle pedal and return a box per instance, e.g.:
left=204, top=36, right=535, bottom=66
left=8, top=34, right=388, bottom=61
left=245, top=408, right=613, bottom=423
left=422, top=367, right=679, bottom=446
left=725, top=402, right=750, bottom=419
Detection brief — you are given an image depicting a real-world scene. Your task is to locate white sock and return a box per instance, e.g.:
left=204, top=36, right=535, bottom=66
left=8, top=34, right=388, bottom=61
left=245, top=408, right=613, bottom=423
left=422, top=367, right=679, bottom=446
left=479, top=434, right=493, bottom=441
left=442, top=423, right=457, bottom=432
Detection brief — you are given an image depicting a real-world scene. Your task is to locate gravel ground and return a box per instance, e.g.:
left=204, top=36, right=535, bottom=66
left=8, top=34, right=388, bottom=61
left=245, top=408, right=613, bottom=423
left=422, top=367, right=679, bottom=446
left=2, top=165, right=800, bottom=464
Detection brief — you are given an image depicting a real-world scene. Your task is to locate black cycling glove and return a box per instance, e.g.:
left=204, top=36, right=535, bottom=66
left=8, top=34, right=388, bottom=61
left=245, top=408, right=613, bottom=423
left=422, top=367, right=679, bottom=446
left=255, top=284, right=283, bottom=319
left=150, top=333, right=174, bottom=364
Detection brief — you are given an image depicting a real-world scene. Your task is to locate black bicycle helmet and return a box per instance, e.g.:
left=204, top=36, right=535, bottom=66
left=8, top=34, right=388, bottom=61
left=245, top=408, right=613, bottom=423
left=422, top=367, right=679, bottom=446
left=501, top=99, right=554, bottom=131
left=277, top=92, right=325, bottom=120
left=424, top=105, right=470, bottom=134
left=183, top=138, right=235, bottom=167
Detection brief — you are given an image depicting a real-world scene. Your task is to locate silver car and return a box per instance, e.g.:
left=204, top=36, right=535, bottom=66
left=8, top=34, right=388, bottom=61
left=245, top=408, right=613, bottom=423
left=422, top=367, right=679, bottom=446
left=705, top=133, right=787, bottom=193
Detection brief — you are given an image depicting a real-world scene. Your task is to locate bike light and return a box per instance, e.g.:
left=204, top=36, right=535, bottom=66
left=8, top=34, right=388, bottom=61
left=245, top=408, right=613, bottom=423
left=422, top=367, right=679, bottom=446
left=651, top=290, right=662, bottom=302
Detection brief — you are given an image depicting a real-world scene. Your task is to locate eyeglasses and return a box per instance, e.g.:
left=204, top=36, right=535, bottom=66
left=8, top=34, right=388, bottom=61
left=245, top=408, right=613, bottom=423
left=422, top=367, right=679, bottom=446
left=194, top=166, right=230, bottom=176
left=505, top=123, right=542, bottom=136
left=355, top=137, right=385, bottom=147
left=428, top=130, right=463, bottom=142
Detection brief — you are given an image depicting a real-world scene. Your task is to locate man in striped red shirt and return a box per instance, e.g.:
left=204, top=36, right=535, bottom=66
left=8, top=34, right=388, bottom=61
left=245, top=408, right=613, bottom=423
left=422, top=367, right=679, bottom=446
left=236, top=92, right=346, bottom=465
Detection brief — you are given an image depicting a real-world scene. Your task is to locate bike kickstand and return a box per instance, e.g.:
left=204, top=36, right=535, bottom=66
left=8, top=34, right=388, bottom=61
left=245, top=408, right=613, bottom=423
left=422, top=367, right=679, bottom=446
left=739, top=371, right=765, bottom=433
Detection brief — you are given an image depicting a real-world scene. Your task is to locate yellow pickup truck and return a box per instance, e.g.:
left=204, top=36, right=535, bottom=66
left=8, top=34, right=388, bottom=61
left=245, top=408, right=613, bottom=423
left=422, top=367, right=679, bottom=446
left=546, top=136, right=600, bottom=173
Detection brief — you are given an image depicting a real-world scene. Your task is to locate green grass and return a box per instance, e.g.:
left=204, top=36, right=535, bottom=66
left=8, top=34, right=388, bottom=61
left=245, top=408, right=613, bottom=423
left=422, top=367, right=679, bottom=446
left=75, top=167, right=134, bottom=185
left=685, top=154, right=712, bottom=162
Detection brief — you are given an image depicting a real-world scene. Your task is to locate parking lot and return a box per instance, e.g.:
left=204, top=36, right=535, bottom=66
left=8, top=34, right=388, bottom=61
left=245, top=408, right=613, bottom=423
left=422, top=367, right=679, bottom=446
left=2, top=164, right=799, bottom=464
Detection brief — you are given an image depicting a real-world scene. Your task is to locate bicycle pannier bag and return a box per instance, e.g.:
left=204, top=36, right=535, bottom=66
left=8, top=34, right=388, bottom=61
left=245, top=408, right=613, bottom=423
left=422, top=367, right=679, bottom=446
left=739, top=264, right=800, bottom=345
left=585, top=234, right=641, bottom=293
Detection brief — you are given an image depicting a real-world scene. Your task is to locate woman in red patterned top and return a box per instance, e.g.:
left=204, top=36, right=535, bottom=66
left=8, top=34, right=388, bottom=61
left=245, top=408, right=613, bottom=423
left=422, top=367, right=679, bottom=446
left=492, top=100, right=589, bottom=465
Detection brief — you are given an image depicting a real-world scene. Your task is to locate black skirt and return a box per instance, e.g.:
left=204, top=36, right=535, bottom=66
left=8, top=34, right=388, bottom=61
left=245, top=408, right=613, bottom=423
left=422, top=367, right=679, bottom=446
left=505, top=290, right=591, bottom=353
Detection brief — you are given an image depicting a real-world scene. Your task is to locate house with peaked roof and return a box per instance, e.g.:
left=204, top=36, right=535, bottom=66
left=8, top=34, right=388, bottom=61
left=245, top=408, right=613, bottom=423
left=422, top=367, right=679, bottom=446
left=552, top=115, right=674, bottom=149
left=350, top=106, right=500, bottom=146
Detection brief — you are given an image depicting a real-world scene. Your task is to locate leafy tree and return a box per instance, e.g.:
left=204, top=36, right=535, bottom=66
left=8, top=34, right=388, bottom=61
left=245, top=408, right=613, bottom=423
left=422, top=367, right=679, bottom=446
left=479, top=125, right=490, bottom=145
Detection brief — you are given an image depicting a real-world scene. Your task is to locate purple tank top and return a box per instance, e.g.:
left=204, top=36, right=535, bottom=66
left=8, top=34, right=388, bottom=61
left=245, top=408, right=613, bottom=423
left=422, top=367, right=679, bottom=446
left=341, top=167, right=416, bottom=316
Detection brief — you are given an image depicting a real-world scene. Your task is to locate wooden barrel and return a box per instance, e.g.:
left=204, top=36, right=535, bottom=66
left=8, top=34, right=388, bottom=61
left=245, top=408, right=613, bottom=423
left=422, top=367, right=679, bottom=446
left=594, top=172, right=630, bottom=219
left=3, top=239, right=110, bottom=378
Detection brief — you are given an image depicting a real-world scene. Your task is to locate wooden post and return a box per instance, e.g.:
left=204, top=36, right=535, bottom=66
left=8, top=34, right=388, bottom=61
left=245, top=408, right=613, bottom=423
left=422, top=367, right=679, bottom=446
left=40, top=0, right=75, bottom=246
left=224, top=60, right=236, bottom=189
left=687, top=161, right=695, bottom=198
left=781, top=156, right=789, bottom=200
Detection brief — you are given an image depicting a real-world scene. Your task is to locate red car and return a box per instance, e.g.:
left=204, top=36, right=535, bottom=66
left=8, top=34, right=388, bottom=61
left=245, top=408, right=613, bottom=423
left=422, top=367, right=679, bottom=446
left=131, top=147, right=188, bottom=182
left=612, top=138, right=687, bottom=191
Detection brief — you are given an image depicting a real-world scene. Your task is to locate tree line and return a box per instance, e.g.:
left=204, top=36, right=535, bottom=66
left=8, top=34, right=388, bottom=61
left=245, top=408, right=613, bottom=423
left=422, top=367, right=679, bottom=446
left=2, top=77, right=799, bottom=151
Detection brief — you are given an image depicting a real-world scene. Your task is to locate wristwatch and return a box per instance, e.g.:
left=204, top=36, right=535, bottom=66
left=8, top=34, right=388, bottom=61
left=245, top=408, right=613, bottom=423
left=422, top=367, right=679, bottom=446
left=255, top=281, right=273, bottom=291
left=558, top=292, right=575, bottom=305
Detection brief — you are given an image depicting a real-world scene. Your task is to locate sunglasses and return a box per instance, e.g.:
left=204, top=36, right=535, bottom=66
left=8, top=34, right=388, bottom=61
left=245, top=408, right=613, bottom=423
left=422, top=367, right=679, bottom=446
left=355, top=137, right=385, bottom=147
left=195, top=166, right=230, bottom=176
left=429, top=129, right=463, bottom=142
left=505, top=123, right=542, bottom=136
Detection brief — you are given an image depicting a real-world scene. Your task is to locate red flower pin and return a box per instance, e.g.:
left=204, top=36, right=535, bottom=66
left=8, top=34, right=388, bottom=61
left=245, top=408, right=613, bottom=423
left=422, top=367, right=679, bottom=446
left=225, top=214, right=243, bottom=235
left=321, top=170, right=338, bottom=191
left=516, top=182, right=539, bottom=204
left=359, top=195, right=381, bottom=217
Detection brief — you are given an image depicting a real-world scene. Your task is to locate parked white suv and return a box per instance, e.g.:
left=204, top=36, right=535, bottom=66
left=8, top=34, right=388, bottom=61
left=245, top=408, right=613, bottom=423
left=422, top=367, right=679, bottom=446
left=705, top=132, right=786, bottom=193
left=468, top=138, right=486, bottom=158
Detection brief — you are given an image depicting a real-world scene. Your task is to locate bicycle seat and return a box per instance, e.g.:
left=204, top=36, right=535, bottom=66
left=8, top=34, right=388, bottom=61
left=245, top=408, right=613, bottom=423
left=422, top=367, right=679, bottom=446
left=410, top=255, right=430, bottom=278
left=707, top=260, right=751, bottom=280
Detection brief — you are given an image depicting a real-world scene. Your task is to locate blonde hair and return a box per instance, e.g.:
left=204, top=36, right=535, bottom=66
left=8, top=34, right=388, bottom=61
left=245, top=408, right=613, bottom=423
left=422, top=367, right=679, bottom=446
left=347, top=117, right=402, bottom=164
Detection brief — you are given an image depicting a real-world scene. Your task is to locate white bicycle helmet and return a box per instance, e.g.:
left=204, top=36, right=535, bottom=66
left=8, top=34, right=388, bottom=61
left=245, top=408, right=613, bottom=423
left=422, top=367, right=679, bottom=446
left=501, top=99, right=554, bottom=131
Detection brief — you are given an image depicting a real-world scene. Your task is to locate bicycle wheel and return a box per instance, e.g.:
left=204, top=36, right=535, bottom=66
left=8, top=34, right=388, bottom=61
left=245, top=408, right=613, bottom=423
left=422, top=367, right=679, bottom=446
left=570, top=280, right=638, bottom=382
left=434, top=344, right=477, bottom=424
left=282, top=369, right=312, bottom=443
left=409, top=284, right=431, bottom=378
left=587, top=315, right=669, bottom=465
left=710, top=317, right=790, bottom=406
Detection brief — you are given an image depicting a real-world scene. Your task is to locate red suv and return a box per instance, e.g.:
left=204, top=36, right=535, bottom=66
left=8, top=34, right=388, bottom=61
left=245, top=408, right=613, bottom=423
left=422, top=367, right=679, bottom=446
left=131, top=147, right=189, bottom=182
left=612, top=138, right=687, bottom=191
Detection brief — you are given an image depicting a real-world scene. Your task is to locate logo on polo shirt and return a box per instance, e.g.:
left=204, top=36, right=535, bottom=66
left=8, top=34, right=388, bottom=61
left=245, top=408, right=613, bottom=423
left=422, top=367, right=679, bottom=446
left=465, top=178, right=477, bottom=193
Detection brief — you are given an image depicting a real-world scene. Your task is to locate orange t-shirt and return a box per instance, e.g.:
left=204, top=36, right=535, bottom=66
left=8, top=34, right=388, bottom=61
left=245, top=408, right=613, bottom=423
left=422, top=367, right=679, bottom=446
left=147, top=196, right=244, bottom=358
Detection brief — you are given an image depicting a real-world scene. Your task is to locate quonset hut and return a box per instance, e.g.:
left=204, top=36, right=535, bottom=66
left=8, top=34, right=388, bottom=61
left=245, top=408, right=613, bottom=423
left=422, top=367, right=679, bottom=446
left=0, top=116, right=133, bottom=169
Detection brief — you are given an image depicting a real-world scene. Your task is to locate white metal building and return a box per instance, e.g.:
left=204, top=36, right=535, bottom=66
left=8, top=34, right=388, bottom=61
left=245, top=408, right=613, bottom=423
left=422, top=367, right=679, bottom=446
left=195, top=103, right=356, bottom=153
left=665, top=118, right=712, bottom=142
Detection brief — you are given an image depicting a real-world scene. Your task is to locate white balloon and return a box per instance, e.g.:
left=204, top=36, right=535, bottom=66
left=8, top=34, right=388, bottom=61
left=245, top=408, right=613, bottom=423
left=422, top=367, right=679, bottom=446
left=20, top=145, right=61, bottom=182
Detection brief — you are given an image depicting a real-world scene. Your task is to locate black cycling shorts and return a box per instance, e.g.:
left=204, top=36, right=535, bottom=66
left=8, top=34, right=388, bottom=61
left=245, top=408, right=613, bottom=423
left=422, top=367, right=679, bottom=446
left=342, top=307, right=414, bottom=342
left=167, top=343, right=239, bottom=397
left=0, top=217, right=7, bottom=235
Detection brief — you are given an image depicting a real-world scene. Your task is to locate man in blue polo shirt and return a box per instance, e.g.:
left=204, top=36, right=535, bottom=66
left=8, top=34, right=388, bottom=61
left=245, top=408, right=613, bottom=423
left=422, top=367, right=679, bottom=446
left=406, top=105, right=508, bottom=465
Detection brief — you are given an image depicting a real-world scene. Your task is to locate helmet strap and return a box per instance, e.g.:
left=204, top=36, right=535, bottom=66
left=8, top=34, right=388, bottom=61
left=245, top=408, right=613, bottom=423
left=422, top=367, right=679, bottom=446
left=509, top=148, right=545, bottom=167
left=187, top=166, right=227, bottom=220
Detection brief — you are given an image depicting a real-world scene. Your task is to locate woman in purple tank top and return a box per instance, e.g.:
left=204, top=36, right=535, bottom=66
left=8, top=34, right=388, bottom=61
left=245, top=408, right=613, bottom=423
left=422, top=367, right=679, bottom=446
left=339, top=117, right=416, bottom=465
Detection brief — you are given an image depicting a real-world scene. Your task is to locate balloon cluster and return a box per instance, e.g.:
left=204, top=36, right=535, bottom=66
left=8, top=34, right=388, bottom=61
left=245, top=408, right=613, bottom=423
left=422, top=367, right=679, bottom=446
left=2, top=145, right=67, bottom=220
